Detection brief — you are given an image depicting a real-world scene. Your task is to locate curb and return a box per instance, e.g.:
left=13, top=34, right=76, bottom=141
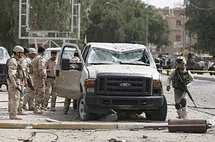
left=0, top=121, right=167, bottom=130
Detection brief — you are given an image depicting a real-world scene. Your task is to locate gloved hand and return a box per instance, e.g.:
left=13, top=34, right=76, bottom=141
left=166, top=85, right=170, bottom=91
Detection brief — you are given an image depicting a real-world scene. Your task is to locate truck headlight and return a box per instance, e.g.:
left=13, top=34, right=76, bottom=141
left=153, top=81, right=161, bottom=88
left=153, top=81, right=162, bottom=95
left=85, top=79, right=95, bottom=94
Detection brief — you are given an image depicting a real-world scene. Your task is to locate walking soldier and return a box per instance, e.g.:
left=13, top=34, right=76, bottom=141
left=166, top=58, right=194, bottom=119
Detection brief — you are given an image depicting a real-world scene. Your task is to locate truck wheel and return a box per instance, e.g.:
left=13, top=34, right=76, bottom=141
left=145, top=95, right=167, bottom=121
left=78, top=94, right=97, bottom=121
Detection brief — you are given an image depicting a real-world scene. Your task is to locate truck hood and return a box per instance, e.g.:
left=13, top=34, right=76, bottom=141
left=87, top=65, right=161, bottom=80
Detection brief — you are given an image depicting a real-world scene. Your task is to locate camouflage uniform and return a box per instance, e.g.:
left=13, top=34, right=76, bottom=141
left=22, top=56, right=35, bottom=111
left=167, top=67, right=194, bottom=119
left=63, top=54, right=80, bottom=114
left=18, top=55, right=30, bottom=114
left=32, top=53, right=47, bottom=114
left=43, top=57, right=57, bottom=111
left=7, top=45, right=24, bottom=120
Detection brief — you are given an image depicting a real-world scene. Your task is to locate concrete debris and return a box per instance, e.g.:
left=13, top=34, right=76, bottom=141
left=108, top=138, right=127, bottom=142
left=18, top=131, right=58, bottom=142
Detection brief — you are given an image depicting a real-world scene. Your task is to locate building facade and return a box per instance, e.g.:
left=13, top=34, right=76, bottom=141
left=156, top=7, right=196, bottom=55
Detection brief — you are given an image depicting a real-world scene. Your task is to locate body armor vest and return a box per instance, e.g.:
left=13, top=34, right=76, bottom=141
left=172, top=69, right=190, bottom=90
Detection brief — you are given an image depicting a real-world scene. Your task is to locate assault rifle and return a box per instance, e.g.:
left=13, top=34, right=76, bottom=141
left=27, top=75, right=34, bottom=91
left=17, top=85, right=24, bottom=97
left=175, top=69, right=197, bottom=108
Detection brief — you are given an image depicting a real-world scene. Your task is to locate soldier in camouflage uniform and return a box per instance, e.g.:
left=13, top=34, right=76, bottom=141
left=166, top=58, right=194, bottom=119
left=18, top=47, right=30, bottom=115
left=43, top=50, right=58, bottom=111
left=32, top=45, right=47, bottom=114
left=22, top=48, right=37, bottom=111
left=7, top=45, right=24, bottom=120
left=63, top=52, right=80, bottom=114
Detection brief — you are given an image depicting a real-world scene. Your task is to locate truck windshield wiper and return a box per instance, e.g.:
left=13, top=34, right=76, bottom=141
left=89, top=62, right=114, bottom=65
left=119, top=61, right=150, bottom=66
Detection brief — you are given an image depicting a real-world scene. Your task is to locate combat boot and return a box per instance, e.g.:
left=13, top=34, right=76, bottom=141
left=18, top=109, right=27, bottom=115
left=9, top=114, right=22, bottom=120
left=50, top=107, right=56, bottom=112
left=22, top=105, right=28, bottom=110
left=34, top=108, right=43, bottom=114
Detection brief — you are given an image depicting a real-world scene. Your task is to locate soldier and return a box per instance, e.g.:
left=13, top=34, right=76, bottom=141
left=7, top=45, right=24, bottom=120
left=18, top=47, right=30, bottom=115
left=32, top=45, right=47, bottom=114
left=22, top=48, right=37, bottom=111
left=166, top=58, right=194, bottom=119
left=43, top=50, right=58, bottom=111
left=63, top=51, right=80, bottom=114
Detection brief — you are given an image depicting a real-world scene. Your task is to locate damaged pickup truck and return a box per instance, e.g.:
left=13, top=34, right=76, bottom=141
left=55, top=42, right=167, bottom=121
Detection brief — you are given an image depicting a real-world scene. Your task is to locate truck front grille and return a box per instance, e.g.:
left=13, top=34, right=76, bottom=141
left=96, top=73, right=152, bottom=96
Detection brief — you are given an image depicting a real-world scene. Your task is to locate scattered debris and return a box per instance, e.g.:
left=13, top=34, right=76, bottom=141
left=108, top=138, right=127, bottom=142
left=18, top=131, right=58, bottom=142
left=45, top=118, right=60, bottom=122
left=142, top=135, right=148, bottom=139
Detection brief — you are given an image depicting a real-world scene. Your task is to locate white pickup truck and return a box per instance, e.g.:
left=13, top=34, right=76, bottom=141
left=55, top=42, right=167, bottom=121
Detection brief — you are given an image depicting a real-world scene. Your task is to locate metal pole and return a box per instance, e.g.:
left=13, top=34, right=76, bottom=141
left=183, top=0, right=186, bottom=54
left=146, top=7, right=148, bottom=46
left=145, top=0, right=149, bottom=46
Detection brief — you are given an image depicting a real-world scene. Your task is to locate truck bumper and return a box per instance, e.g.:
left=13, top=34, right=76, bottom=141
left=85, top=95, right=164, bottom=111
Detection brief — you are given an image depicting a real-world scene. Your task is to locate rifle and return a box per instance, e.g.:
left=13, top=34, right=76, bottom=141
left=27, top=75, right=35, bottom=91
left=175, top=69, right=197, bottom=108
left=17, top=85, right=24, bottom=97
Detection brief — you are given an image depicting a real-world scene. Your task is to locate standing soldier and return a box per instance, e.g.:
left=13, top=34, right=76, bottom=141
left=63, top=51, right=80, bottom=114
left=32, top=45, right=47, bottom=114
left=18, top=47, right=30, bottom=115
left=43, top=50, right=58, bottom=111
left=166, top=58, right=194, bottom=119
left=7, top=45, right=24, bottom=120
left=22, top=48, right=37, bottom=111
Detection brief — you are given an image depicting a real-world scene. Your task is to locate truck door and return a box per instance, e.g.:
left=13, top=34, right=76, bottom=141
left=55, top=44, right=84, bottom=99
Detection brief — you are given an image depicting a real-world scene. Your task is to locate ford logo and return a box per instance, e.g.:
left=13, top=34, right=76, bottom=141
left=120, top=83, right=131, bottom=87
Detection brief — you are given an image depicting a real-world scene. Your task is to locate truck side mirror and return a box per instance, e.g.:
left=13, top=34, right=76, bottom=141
left=61, top=58, right=70, bottom=70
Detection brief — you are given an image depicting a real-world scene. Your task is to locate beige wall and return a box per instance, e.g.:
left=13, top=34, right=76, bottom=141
left=155, top=7, right=197, bottom=55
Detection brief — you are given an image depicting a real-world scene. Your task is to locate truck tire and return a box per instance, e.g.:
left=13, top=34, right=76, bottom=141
left=78, top=94, right=97, bottom=121
left=145, top=95, right=167, bottom=121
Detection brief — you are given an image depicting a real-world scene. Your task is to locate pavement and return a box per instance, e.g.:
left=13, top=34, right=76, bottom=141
left=0, top=72, right=215, bottom=130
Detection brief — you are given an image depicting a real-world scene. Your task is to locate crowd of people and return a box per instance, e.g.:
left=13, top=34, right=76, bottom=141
left=6, top=45, right=79, bottom=120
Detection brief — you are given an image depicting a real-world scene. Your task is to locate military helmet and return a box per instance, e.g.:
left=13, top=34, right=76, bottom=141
left=28, top=48, right=37, bottom=54
left=176, top=56, right=186, bottom=64
left=13, top=45, right=24, bottom=53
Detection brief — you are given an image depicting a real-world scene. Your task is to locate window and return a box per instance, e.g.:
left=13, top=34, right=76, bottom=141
left=176, top=20, right=181, bottom=26
left=176, top=35, right=181, bottom=42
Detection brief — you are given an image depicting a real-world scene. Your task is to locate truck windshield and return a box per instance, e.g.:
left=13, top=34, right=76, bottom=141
left=86, top=47, right=150, bottom=65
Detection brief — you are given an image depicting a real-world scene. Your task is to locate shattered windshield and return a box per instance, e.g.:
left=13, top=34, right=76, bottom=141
left=86, top=47, right=150, bottom=65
